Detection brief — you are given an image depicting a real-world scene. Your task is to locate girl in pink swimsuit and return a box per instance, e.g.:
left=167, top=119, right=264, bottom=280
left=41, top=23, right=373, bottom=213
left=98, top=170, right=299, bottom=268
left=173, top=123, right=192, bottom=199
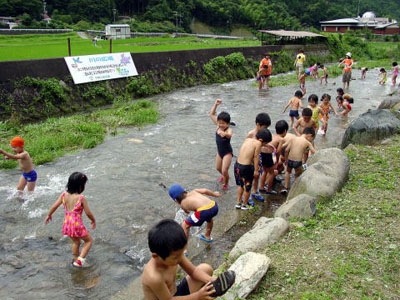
left=392, top=62, right=399, bottom=86
left=45, top=172, right=96, bottom=267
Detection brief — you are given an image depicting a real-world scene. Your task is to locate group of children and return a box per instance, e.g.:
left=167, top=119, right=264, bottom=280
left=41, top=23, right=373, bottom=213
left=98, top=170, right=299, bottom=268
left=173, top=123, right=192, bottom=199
left=377, top=62, right=399, bottom=86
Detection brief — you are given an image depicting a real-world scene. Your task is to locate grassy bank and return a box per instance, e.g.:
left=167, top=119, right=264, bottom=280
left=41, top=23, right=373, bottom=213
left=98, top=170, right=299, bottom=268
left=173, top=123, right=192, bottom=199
left=249, top=136, right=400, bottom=299
left=0, top=33, right=260, bottom=61
left=0, top=99, right=159, bottom=168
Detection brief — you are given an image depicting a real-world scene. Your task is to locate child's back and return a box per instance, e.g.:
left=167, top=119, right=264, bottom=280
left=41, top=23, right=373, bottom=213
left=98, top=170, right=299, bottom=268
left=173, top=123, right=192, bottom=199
left=180, top=190, right=214, bottom=212
left=237, top=138, right=261, bottom=165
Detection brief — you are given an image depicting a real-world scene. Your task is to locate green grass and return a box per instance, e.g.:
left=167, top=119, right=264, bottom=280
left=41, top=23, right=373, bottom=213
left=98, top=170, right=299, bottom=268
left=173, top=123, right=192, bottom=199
left=248, top=136, right=400, bottom=300
left=0, top=99, right=159, bottom=168
left=0, top=32, right=260, bottom=61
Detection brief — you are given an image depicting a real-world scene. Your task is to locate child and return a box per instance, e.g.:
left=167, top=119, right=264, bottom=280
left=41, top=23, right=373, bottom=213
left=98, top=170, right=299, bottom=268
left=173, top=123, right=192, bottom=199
left=142, top=219, right=235, bottom=299
left=319, top=93, right=337, bottom=136
left=361, top=67, right=368, bottom=79
left=336, top=88, right=354, bottom=104
left=45, top=172, right=96, bottom=267
left=336, top=95, right=352, bottom=117
left=379, top=68, right=387, bottom=85
left=256, top=65, right=268, bottom=89
left=319, top=64, right=328, bottom=85
left=307, top=94, right=322, bottom=132
left=392, top=62, right=398, bottom=86
left=168, top=184, right=220, bottom=243
left=281, top=127, right=316, bottom=193
left=246, top=112, right=271, bottom=203
left=209, top=99, right=233, bottom=191
left=234, top=128, right=272, bottom=210
left=293, top=107, right=317, bottom=136
left=260, top=120, right=289, bottom=195
left=299, top=72, right=307, bottom=95
left=282, top=90, right=304, bottom=128
left=0, top=136, right=37, bottom=192
left=259, top=53, right=273, bottom=89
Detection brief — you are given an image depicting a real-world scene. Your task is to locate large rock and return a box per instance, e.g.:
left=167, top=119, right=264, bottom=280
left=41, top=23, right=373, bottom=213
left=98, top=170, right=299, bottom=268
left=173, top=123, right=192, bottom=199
left=229, top=217, right=289, bottom=258
left=341, top=109, right=400, bottom=149
left=220, top=252, right=271, bottom=300
left=274, top=194, right=317, bottom=220
left=378, top=97, right=400, bottom=109
left=287, top=148, right=350, bottom=201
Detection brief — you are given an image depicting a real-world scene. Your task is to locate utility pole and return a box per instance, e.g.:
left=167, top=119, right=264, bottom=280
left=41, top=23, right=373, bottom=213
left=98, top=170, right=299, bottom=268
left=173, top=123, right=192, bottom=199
left=112, top=8, right=117, bottom=23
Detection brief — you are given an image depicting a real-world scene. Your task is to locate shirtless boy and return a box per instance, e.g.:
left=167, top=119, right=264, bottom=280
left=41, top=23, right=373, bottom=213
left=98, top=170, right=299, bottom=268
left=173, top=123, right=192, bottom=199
left=234, top=128, right=272, bottom=210
left=282, top=127, right=316, bottom=193
left=142, top=219, right=216, bottom=300
left=0, top=136, right=37, bottom=192
left=282, top=90, right=304, bottom=127
left=293, top=107, right=317, bottom=136
left=246, top=112, right=271, bottom=203
left=168, top=184, right=220, bottom=243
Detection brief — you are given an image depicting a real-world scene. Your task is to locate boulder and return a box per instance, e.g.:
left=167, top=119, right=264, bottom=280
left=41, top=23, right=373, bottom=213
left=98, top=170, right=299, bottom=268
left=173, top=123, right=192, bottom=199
left=229, top=217, right=289, bottom=258
left=274, top=194, right=317, bottom=220
left=287, top=148, right=350, bottom=201
left=220, top=252, right=271, bottom=300
left=341, top=109, right=400, bottom=149
left=377, top=98, right=400, bottom=109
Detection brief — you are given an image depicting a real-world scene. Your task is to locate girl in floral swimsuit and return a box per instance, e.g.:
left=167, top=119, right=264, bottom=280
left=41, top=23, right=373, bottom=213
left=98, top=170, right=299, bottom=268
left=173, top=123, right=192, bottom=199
left=45, top=172, right=96, bottom=267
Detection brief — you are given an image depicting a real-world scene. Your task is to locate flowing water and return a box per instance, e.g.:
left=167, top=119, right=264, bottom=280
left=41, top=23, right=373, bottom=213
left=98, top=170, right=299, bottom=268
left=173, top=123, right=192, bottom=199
left=0, top=69, right=395, bottom=299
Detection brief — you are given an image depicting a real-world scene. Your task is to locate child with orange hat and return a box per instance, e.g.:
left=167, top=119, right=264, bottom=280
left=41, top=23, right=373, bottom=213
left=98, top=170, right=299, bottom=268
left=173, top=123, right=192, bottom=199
left=0, top=136, right=37, bottom=192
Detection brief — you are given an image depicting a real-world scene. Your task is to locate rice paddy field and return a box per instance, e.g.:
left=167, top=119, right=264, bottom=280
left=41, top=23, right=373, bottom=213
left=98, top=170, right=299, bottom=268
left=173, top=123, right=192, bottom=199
left=0, top=32, right=260, bottom=62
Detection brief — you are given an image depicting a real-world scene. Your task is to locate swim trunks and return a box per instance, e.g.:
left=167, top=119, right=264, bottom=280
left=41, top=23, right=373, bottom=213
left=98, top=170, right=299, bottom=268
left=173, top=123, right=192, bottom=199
left=289, top=110, right=299, bottom=118
left=185, top=201, right=218, bottom=227
left=261, top=152, right=274, bottom=168
left=22, top=170, right=37, bottom=182
left=174, top=277, right=190, bottom=296
left=287, top=159, right=303, bottom=169
left=305, top=69, right=311, bottom=76
left=234, top=161, right=254, bottom=187
left=216, top=130, right=233, bottom=158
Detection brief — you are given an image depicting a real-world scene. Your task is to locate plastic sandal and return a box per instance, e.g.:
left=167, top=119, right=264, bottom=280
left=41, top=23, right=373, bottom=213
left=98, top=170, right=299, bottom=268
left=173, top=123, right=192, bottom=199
left=210, top=270, right=236, bottom=297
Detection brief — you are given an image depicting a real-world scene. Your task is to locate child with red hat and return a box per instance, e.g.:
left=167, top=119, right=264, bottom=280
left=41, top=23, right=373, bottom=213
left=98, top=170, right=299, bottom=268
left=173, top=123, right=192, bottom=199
left=0, top=136, right=37, bottom=192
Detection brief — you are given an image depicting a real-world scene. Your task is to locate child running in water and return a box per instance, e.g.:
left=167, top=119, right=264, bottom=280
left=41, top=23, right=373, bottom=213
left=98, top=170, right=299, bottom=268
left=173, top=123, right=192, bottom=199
left=392, top=62, right=399, bottom=86
left=45, top=172, right=96, bottom=267
left=283, top=90, right=304, bottom=128
left=209, top=99, right=233, bottom=190
left=318, top=93, right=337, bottom=136
left=0, top=136, right=37, bottom=193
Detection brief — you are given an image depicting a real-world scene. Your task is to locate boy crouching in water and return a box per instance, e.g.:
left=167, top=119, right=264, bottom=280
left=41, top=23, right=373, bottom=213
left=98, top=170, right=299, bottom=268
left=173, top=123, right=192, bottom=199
left=234, top=128, right=272, bottom=210
left=142, top=219, right=216, bottom=299
left=282, top=127, right=316, bottom=193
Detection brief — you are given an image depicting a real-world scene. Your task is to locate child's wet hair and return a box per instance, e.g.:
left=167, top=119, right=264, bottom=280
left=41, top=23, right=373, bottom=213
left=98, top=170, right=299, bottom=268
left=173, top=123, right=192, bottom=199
left=321, top=93, right=331, bottom=101
left=255, top=112, right=271, bottom=127
left=302, top=107, right=312, bottom=117
left=275, top=120, right=289, bottom=134
left=217, top=111, right=231, bottom=124
left=393, top=62, right=398, bottom=67
left=256, top=128, right=272, bottom=143
left=308, top=94, right=318, bottom=104
left=148, top=219, right=187, bottom=260
left=66, top=172, right=88, bottom=194
left=303, top=127, right=316, bottom=137
left=380, top=68, right=386, bottom=73
left=336, top=95, right=344, bottom=103
left=294, top=90, right=303, bottom=98
left=336, top=88, right=344, bottom=95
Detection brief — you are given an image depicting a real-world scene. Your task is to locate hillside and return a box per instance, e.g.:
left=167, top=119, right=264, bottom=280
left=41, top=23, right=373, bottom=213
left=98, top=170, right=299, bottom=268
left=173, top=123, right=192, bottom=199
left=1, top=0, right=399, bottom=33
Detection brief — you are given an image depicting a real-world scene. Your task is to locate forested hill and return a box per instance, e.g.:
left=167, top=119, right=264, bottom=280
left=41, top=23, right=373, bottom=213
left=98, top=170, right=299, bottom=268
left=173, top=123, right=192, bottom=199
left=1, top=0, right=400, bottom=32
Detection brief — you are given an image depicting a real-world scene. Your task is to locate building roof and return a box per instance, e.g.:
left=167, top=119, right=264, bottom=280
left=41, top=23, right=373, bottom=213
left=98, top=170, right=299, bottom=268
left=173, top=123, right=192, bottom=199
left=320, top=18, right=360, bottom=24
left=258, top=30, right=325, bottom=38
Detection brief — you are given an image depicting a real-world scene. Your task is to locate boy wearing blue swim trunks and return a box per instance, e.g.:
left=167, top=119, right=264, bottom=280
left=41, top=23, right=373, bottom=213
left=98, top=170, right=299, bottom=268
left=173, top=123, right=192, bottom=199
left=169, top=184, right=221, bottom=243
left=0, top=136, right=37, bottom=192
left=282, top=90, right=304, bottom=128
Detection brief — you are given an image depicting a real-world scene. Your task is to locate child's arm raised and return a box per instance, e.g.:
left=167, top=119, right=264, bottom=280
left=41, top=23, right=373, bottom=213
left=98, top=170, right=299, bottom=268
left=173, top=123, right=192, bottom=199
left=0, top=149, right=28, bottom=161
left=209, top=99, right=222, bottom=125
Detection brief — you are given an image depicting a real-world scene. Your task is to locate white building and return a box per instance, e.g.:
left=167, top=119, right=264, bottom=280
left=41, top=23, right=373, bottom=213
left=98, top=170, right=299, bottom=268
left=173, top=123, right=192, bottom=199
left=105, top=24, right=130, bottom=39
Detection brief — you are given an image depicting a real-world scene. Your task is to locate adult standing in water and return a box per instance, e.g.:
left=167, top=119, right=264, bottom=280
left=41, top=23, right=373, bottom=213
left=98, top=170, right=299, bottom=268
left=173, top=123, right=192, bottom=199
left=338, top=52, right=354, bottom=90
left=294, top=49, right=306, bottom=77
left=259, top=53, right=273, bottom=89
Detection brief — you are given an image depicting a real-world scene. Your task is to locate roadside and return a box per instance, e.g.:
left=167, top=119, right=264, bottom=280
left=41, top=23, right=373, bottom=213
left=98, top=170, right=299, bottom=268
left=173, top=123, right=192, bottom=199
left=249, top=135, right=400, bottom=299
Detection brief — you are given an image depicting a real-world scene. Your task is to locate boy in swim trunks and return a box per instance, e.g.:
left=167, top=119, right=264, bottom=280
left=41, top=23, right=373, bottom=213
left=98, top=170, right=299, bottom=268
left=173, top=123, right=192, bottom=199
left=142, top=219, right=217, bottom=299
left=281, top=127, right=316, bottom=193
left=293, top=107, right=317, bottom=136
left=0, top=136, right=37, bottom=192
left=282, top=90, right=304, bottom=128
left=168, top=184, right=220, bottom=243
left=234, top=128, right=272, bottom=210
